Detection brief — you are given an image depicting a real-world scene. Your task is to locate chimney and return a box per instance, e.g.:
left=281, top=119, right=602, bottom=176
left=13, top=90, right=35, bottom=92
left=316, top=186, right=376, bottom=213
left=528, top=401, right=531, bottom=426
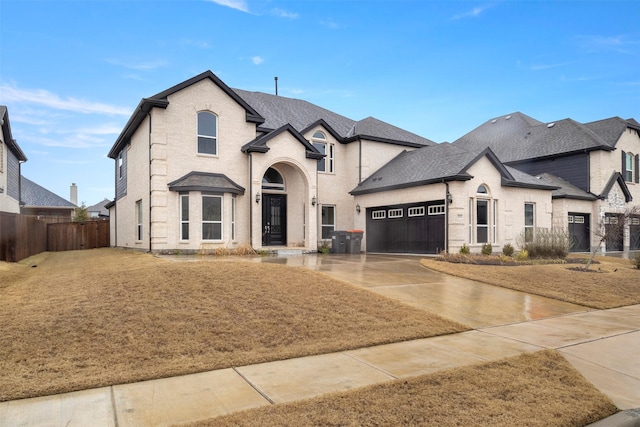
left=70, top=183, right=78, bottom=206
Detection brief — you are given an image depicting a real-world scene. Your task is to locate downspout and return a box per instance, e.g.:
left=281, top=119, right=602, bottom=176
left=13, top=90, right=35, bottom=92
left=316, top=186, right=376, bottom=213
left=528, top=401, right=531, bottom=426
left=358, top=136, right=362, bottom=183
left=113, top=156, right=118, bottom=247
left=148, top=112, right=152, bottom=253
left=249, top=152, right=253, bottom=247
left=445, top=180, right=450, bottom=254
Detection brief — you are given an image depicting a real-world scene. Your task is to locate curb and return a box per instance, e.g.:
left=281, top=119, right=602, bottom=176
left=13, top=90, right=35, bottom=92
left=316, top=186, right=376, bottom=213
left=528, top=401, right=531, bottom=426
left=587, top=409, right=640, bottom=427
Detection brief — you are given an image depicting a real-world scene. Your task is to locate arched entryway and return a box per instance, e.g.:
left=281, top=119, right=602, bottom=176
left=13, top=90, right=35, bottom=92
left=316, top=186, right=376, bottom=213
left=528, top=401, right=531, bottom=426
left=261, top=167, right=287, bottom=246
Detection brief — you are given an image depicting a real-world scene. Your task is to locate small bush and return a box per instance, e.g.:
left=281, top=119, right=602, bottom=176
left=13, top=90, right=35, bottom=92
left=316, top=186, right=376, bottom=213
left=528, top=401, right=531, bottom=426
left=517, top=227, right=571, bottom=259
left=515, top=249, right=529, bottom=261
left=502, top=243, right=514, bottom=257
left=633, top=254, right=640, bottom=270
left=459, top=244, right=470, bottom=254
left=481, top=243, right=492, bottom=256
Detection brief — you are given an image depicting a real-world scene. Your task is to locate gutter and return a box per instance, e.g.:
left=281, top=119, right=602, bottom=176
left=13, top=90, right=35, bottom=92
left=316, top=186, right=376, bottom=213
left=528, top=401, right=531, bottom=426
left=148, top=112, right=152, bottom=253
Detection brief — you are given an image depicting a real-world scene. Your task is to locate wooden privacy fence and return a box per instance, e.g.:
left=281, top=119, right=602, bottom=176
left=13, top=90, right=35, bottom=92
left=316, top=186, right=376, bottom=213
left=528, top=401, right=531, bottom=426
left=0, top=212, right=48, bottom=262
left=0, top=213, right=109, bottom=262
left=47, top=221, right=110, bottom=252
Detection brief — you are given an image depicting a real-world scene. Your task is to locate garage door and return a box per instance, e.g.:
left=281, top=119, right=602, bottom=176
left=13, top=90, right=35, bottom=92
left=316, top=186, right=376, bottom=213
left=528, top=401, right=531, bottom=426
left=568, top=213, right=589, bottom=252
left=631, top=215, right=640, bottom=250
left=366, top=201, right=445, bottom=254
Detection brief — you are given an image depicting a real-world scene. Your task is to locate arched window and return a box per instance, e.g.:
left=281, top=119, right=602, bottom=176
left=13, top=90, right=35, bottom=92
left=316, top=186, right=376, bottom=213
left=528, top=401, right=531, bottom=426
left=197, top=111, right=218, bottom=155
left=262, top=167, right=285, bottom=191
left=477, top=185, right=488, bottom=194
left=312, top=130, right=334, bottom=173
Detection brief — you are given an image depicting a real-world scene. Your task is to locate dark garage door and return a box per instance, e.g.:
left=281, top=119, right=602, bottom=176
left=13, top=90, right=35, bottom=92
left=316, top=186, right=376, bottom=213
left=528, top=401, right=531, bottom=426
left=366, top=201, right=445, bottom=254
left=631, top=215, right=640, bottom=250
left=568, top=213, right=590, bottom=252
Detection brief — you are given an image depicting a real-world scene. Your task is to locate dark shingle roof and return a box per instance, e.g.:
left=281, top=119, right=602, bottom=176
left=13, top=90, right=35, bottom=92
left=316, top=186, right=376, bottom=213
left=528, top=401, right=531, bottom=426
left=20, top=176, right=76, bottom=208
left=350, top=144, right=554, bottom=195
left=1, top=106, right=27, bottom=162
left=584, top=117, right=640, bottom=147
left=453, top=112, right=613, bottom=163
left=535, top=173, right=597, bottom=200
left=86, top=198, right=112, bottom=216
left=167, top=172, right=245, bottom=195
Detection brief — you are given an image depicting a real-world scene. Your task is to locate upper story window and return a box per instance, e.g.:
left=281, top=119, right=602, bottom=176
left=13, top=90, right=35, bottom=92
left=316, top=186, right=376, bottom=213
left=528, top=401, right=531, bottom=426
left=262, top=167, right=285, bottom=191
left=624, top=152, right=634, bottom=182
left=117, top=151, right=124, bottom=179
left=197, top=111, right=218, bottom=156
left=477, top=185, right=488, bottom=194
left=312, top=131, right=334, bottom=173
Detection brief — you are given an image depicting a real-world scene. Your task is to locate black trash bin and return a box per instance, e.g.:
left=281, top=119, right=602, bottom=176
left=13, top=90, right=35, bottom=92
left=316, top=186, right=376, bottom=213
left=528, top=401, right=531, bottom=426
left=330, top=231, right=348, bottom=254
left=347, top=230, right=364, bottom=254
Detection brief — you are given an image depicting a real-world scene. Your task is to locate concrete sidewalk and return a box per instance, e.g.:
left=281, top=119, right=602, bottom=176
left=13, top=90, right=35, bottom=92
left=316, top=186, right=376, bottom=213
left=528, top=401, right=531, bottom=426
left=1, top=254, right=639, bottom=426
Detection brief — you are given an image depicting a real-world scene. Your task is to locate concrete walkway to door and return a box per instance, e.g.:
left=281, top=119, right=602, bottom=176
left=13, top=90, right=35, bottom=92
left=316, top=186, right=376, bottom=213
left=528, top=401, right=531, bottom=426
left=1, top=253, right=639, bottom=426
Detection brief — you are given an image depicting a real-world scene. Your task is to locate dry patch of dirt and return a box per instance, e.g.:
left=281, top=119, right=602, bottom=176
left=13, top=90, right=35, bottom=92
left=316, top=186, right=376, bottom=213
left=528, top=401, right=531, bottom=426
left=187, top=350, right=617, bottom=427
left=421, top=256, right=640, bottom=309
left=0, top=248, right=466, bottom=401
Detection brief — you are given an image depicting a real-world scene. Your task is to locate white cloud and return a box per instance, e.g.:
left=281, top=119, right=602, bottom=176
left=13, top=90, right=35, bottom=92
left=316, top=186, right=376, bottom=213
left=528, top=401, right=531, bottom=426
left=208, top=0, right=249, bottom=13
left=105, top=58, right=169, bottom=71
left=517, top=60, right=568, bottom=71
left=320, top=18, right=341, bottom=29
left=272, top=8, right=298, bottom=19
left=252, top=56, right=264, bottom=65
left=0, top=84, right=131, bottom=116
left=574, top=34, right=640, bottom=54
left=451, top=4, right=495, bottom=20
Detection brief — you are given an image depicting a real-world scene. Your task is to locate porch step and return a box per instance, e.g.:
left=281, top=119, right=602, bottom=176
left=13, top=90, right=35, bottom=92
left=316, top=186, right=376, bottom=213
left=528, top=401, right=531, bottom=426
left=273, top=249, right=304, bottom=256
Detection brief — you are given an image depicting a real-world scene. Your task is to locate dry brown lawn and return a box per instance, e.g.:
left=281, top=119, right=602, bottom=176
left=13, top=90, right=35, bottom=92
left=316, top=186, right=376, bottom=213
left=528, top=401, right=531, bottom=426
left=185, top=350, right=617, bottom=427
left=0, top=249, right=466, bottom=402
left=421, top=255, right=640, bottom=309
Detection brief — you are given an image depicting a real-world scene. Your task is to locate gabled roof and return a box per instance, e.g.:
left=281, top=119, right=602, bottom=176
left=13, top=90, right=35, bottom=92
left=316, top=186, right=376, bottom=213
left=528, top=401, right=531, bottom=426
left=108, top=71, right=265, bottom=158
left=241, top=124, right=324, bottom=159
left=167, top=172, right=245, bottom=195
left=87, top=198, right=112, bottom=216
left=584, top=117, right=640, bottom=148
left=600, top=172, right=632, bottom=202
left=0, top=106, right=27, bottom=162
left=536, top=173, right=597, bottom=200
left=453, top=112, right=614, bottom=163
left=20, top=176, right=76, bottom=208
left=232, top=89, right=436, bottom=148
left=350, top=143, right=553, bottom=195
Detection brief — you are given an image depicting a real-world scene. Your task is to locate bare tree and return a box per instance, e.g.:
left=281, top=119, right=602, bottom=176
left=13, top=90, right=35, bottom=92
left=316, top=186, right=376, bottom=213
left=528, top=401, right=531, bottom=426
left=584, top=205, right=640, bottom=271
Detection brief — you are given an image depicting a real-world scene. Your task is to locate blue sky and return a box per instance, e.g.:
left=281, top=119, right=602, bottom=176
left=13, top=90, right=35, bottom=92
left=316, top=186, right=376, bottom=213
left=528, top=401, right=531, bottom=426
left=1, top=0, right=639, bottom=206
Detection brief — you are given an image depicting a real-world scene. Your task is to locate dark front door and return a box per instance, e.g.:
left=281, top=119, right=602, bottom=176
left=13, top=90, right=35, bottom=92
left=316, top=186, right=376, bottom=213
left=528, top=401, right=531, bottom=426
left=568, top=213, right=590, bottom=252
left=262, top=194, right=287, bottom=246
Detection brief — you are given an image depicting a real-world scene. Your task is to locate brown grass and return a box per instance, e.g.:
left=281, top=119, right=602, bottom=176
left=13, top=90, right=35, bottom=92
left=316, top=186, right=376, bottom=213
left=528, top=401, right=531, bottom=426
left=421, top=255, right=640, bottom=309
left=184, top=350, right=617, bottom=427
left=0, top=249, right=466, bottom=402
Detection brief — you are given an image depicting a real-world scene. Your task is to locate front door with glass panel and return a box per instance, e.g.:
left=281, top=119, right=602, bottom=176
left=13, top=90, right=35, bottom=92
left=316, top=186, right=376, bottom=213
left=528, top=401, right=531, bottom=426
left=262, top=194, right=287, bottom=246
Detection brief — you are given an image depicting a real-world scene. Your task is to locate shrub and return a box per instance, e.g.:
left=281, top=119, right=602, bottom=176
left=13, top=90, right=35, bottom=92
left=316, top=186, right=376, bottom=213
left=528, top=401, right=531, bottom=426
left=515, top=249, right=529, bottom=261
left=502, top=243, right=514, bottom=257
left=459, top=244, right=470, bottom=254
left=481, top=243, right=492, bottom=256
left=517, top=227, right=571, bottom=259
left=632, top=254, right=640, bottom=270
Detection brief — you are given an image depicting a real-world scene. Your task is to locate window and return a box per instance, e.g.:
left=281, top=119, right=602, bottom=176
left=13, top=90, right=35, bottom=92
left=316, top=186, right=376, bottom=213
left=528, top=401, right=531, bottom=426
left=262, top=167, right=285, bottom=191
left=624, top=152, right=634, bottom=182
left=231, top=197, right=236, bottom=241
left=0, top=143, right=3, bottom=172
left=135, top=200, right=142, bottom=241
left=180, top=194, right=189, bottom=240
left=524, top=203, right=535, bottom=243
left=477, top=185, right=488, bottom=194
left=428, top=205, right=445, bottom=215
left=197, top=111, right=218, bottom=155
left=321, top=205, right=336, bottom=239
left=372, top=210, right=386, bottom=219
left=118, top=151, right=124, bottom=179
left=202, top=195, right=222, bottom=240
left=476, top=199, right=489, bottom=243
left=312, top=131, right=334, bottom=173
left=388, top=208, right=403, bottom=218
left=408, top=206, right=425, bottom=217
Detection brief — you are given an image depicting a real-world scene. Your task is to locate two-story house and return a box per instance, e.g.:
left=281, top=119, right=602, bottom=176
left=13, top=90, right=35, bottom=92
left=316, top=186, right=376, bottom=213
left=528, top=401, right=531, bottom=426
left=107, top=71, right=435, bottom=253
left=0, top=106, right=27, bottom=214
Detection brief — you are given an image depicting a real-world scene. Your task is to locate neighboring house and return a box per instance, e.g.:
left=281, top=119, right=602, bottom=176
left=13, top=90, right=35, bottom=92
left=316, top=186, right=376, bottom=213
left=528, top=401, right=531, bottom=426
left=107, top=70, right=434, bottom=253
left=20, top=176, right=76, bottom=220
left=106, top=70, right=638, bottom=255
left=0, top=106, right=28, bottom=214
left=87, top=198, right=111, bottom=218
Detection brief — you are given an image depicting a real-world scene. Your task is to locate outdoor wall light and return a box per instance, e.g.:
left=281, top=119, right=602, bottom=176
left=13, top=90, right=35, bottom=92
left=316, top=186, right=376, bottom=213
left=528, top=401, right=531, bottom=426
left=356, top=204, right=361, bottom=213
left=255, top=192, right=261, bottom=204
left=311, top=195, right=317, bottom=206
left=447, top=192, right=453, bottom=204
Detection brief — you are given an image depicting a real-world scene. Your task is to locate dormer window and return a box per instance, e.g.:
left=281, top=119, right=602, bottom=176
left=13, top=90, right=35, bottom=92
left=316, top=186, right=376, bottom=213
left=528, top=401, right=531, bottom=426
left=197, top=111, right=218, bottom=155
left=311, top=131, right=334, bottom=173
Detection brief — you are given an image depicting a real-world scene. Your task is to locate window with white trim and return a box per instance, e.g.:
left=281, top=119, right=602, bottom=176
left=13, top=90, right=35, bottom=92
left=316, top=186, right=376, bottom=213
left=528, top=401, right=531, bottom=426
left=231, top=197, right=236, bottom=241
left=476, top=199, right=489, bottom=243
left=428, top=205, right=445, bottom=215
left=197, top=111, right=218, bottom=155
left=624, top=152, right=634, bottom=182
left=408, top=206, right=425, bottom=217
left=118, top=151, right=124, bottom=179
left=372, top=210, right=386, bottom=219
left=135, top=200, right=142, bottom=241
left=202, top=195, right=222, bottom=240
left=524, top=203, right=534, bottom=243
left=180, top=194, right=189, bottom=240
left=312, top=131, right=334, bottom=173
left=321, top=205, right=336, bottom=239
left=388, top=208, right=403, bottom=218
